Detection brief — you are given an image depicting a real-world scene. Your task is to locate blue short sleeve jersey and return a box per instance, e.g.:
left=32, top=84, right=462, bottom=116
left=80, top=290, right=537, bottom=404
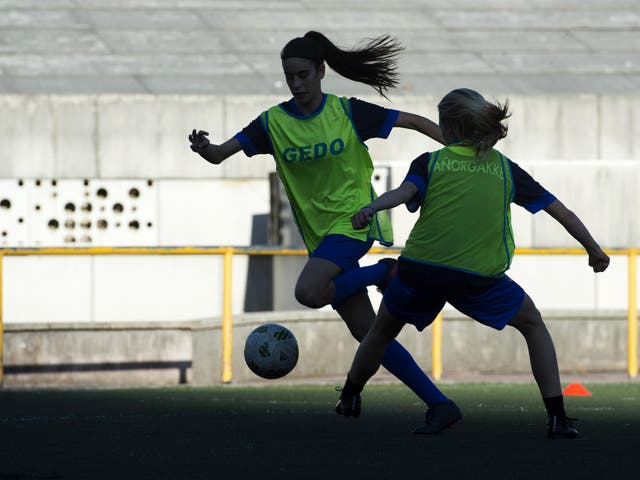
left=234, top=96, right=399, bottom=156
left=403, top=152, right=557, bottom=214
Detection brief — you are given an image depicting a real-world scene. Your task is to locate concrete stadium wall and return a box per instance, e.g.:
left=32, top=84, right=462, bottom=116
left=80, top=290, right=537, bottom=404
left=1, top=94, right=639, bottom=180
left=2, top=310, right=632, bottom=387
left=0, top=94, right=637, bottom=382
left=0, top=94, right=638, bottom=324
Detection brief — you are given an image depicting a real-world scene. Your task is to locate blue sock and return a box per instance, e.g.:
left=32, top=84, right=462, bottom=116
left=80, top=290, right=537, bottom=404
left=332, top=263, right=387, bottom=306
left=381, top=340, right=448, bottom=406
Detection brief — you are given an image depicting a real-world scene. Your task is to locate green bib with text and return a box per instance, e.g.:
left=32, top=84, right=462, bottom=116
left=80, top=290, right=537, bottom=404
left=261, top=94, right=393, bottom=253
left=402, top=146, right=514, bottom=277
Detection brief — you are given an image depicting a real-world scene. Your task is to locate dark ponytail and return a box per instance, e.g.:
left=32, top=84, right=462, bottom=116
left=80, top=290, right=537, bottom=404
left=281, top=31, right=405, bottom=98
left=437, top=88, right=510, bottom=160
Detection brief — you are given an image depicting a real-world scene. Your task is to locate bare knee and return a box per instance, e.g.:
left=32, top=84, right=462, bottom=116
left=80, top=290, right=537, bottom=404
left=336, top=292, right=376, bottom=341
left=339, top=305, right=373, bottom=341
left=294, top=284, right=330, bottom=309
left=359, top=309, right=404, bottom=347
left=350, top=302, right=403, bottom=345
left=508, top=295, right=545, bottom=337
left=294, top=258, right=340, bottom=309
left=346, top=322, right=371, bottom=342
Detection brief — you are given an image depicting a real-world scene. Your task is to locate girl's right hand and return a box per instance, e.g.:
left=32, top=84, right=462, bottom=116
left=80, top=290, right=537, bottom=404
left=189, top=129, right=210, bottom=153
left=351, top=206, right=375, bottom=230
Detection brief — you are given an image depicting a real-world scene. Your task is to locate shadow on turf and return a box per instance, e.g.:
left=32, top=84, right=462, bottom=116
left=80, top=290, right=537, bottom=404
left=1, top=385, right=639, bottom=479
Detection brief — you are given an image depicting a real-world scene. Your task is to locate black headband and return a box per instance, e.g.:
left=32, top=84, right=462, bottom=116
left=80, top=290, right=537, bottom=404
left=280, top=37, right=324, bottom=63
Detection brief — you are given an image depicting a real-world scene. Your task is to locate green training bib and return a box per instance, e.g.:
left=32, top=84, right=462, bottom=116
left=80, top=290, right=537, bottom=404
left=402, top=146, right=514, bottom=276
left=261, top=94, right=393, bottom=253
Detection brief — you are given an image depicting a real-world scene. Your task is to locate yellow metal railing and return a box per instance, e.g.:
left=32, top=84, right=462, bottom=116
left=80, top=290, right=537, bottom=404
left=0, top=247, right=637, bottom=384
left=628, top=248, right=638, bottom=376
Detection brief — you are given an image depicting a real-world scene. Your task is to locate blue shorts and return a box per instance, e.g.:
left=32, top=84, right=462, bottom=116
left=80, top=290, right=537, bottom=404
left=310, top=234, right=373, bottom=272
left=383, top=259, right=526, bottom=331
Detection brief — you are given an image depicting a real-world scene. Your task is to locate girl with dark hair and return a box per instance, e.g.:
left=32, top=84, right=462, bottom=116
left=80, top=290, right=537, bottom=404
left=189, top=32, right=461, bottom=433
left=336, top=88, right=610, bottom=438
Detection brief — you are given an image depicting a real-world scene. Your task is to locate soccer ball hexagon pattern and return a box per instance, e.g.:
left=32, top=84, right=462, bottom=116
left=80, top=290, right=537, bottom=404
left=243, top=323, right=299, bottom=379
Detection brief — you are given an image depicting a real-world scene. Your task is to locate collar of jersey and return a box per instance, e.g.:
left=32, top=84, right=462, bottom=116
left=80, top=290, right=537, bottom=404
left=445, top=145, right=476, bottom=156
left=280, top=93, right=328, bottom=119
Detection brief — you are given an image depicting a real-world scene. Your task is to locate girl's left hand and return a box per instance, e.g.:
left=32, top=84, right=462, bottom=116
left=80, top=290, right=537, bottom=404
left=351, top=207, right=374, bottom=230
left=588, top=249, right=610, bottom=273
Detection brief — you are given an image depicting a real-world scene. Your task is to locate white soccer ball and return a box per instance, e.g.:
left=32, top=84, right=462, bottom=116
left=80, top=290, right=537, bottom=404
left=243, top=323, right=299, bottom=379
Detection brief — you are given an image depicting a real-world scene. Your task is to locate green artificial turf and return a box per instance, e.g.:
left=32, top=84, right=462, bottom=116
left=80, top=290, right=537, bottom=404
left=0, top=382, right=638, bottom=479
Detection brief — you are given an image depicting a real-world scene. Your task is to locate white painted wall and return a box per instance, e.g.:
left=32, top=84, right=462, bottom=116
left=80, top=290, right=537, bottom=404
left=2, top=179, right=268, bottom=323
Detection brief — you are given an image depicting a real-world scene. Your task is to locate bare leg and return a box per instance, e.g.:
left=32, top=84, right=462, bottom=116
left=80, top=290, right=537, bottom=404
left=348, top=301, right=406, bottom=386
left=294, top=257, right=377, bottom=339
left=507, top=294, right=562, bottom=398
left=295, top=256, right=448, bottom=406
left=507, top=294, right=579, bottom=437
left=339, top=302, right=461, bottom=432
left=294, top=257, right=340, bottom=309
left=335, top=291, right=377, bottom=340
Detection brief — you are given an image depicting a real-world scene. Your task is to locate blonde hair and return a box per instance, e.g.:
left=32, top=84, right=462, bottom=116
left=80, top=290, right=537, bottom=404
left=438, top=88, right=510, bottom=159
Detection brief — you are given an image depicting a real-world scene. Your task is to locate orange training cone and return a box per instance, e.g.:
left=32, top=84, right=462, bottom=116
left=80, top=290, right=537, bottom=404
left=563, top=382, right=592, bottom=397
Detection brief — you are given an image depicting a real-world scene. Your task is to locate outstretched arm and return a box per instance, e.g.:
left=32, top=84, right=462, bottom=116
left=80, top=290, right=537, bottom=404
left=395, top=111, right=446, bottom=145
left=544, top=199, right=610, bottom=272
left=351, top=181, right=418, bottom=229
left=188, top=130, right=242, bottom=165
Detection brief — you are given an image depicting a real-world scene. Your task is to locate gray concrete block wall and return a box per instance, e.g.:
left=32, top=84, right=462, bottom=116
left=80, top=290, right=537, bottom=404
left=0, top=96, right=98, bottom=178
left=96, top=95, right=221, bottom=178
left=2, top=310, right=633, bottom=387
left=1, top=93, right=638, bottom=180
left=528, top=163, right=638, bottom=248
left=599, top=95, right=640, bottom=160
left=4, top=321, right=194, bottom=386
